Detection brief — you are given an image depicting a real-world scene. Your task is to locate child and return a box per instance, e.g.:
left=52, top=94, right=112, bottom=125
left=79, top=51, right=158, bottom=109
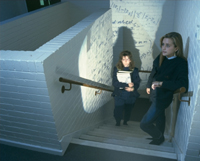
left=112, top=50, right=141, bottom=126
left=140, top=32, right=188, bottom=145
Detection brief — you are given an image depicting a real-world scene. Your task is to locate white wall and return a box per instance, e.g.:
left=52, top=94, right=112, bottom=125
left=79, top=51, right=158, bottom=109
left=110, top=0, right=175, bottom=90
left=0, top=50, right=61, bottom=153
left=42, top=9, right=113, bottom=142
left=173, top=1, right=200, bottom=161
left=110, top=1, right=200, bottom=160
left=0, top=2, right=113, bottom=155
left=0, top=2, right=89, bottom=51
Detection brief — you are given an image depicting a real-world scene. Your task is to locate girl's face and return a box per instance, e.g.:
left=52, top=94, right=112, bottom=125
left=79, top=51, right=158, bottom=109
left=122, top=56, right=131, bottom=67
left=161, top=38, right=178, bottom=58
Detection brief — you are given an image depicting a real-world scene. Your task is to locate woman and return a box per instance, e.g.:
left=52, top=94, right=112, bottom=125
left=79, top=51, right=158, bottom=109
left=112, top=50, right=141, bottom=126
left=140, top=32, right=188, bottom=145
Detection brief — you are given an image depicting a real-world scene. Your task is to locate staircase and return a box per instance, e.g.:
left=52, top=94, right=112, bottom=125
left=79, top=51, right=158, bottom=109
left=71, top=119, right=177, bottom=160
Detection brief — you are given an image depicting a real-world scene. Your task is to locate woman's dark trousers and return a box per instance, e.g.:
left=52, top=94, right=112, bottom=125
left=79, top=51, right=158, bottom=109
left=140, top=101, right=167, bottom=139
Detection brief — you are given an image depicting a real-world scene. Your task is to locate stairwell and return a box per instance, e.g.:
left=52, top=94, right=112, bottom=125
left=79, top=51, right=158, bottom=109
left=71, top=119, right=177, bottom=160
left=70, top=95, right=178, bottom=160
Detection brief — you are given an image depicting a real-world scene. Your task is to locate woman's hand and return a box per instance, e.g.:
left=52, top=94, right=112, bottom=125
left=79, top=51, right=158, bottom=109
left=125, top=87, right=134, bottom=92
left=151, top=81, right=163, bottom=90
left=146, top=88, right=150, bottom=94
left=128, top=82, right=134, bottom=87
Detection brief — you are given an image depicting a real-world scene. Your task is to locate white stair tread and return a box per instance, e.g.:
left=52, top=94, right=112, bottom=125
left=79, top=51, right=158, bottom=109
left=79, top=134, right=175, bottom=153
left=71, top=138, right=177, bottom=160
left=96, top=121, right=173, bottom=147
left=98, top=124, right=148, bottom=135
left=90, top=128, right=172, bottom=144
left=71, top=119, right=176, bottom=160
left=84, top=131, right=173, bottom=147
left=105, top=120, right=141, bottom=126
left=89, top=128, right=149, bottom=139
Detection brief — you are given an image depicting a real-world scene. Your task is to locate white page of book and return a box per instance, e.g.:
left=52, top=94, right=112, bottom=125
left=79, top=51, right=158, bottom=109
left=117, top=72, right=131, bottom=84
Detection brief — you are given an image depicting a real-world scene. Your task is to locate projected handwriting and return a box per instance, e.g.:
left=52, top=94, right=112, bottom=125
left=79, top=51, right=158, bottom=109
left=134, top=40, right=149, bottom=47
left=112, top=20, right=133, bottom=25
left=140, top=50, right=152, bottom=60
left=111, top=2, right=159, bottom=25
left=141, top=66, right=152, bottom=71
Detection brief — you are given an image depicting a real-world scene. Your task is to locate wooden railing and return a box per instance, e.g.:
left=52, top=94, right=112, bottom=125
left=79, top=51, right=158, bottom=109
left=138, top=70, right=151, bottom=73
left=59, top=77, right=113, bottom=95
left=59, top=70, right=151, bottom=94
left=59, top=70, right=191, bottom=105
left=174, top=87, right=191, bottom=106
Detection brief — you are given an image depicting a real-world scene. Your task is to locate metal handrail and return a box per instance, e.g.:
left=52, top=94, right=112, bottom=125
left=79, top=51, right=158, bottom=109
left=174, top=87, right=191, bottom=106
left=59, top=70, right=151, bottom=94
left=139, top=70, right=151, bottom=73
left=59, top=70, right=191, bottom=105
left=59, top=77, right=113, bottom=95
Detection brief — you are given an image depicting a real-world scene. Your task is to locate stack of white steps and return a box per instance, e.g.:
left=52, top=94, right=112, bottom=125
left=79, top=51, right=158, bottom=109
left=71, top=119, right=177, bottom=160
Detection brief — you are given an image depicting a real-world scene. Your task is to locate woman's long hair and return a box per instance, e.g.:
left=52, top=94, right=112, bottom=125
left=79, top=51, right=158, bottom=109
left=116, top=50, right=135, bottom=70
left=159, top=32, right=186, bottom=66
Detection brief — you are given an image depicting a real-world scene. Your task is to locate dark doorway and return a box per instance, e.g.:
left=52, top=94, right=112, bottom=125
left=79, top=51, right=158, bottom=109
left=26, top=0, right=61, bottom=12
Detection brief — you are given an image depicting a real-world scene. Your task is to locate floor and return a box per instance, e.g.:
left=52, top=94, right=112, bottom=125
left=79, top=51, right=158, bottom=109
left=0, top=98, right=177, bottom=161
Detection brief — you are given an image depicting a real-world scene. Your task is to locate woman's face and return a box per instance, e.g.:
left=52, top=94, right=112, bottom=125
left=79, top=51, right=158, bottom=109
left=161, top=38, right=178, bottom=58
left=122, top=56, right=131, bottom=67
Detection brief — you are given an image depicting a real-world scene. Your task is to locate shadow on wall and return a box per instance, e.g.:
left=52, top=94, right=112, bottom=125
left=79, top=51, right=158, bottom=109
left=123, top=27, right=141, bottom=70
left=112, top=27, right=141, bottom=71
left=152, top=34, right=161, bottom=59
left=152, top=1, right=189, bottom=60
left=112, top=27, right=123, bottom=69
left=184, top=37, right=190, bottom=59
left=152, top=0, right=174, bottom=59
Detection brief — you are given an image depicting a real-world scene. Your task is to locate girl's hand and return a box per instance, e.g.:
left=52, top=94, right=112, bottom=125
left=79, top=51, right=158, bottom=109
left=151, top=81, right=163, bottom=90
left=146, top=88, right=150, bottom=94
left=128, top=82, right=134, bottom=87
left=125, top=87, right=134, bottom=92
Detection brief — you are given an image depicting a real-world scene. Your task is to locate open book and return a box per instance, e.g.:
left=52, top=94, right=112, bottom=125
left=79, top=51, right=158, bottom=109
left=117, top=71, right=132, bottom=84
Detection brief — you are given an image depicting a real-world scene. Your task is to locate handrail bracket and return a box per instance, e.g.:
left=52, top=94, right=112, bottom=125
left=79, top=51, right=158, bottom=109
left=174, top=87, right=191, bottom=106
left=61, top=84, right=72, bottom=93
left=178, top=93, right=191, bottom=106
left=95, top=90, right=102, bottom=96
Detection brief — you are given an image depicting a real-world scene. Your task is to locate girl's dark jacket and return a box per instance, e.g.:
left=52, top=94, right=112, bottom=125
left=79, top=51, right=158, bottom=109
left=111, top=66, right=141, bottom=98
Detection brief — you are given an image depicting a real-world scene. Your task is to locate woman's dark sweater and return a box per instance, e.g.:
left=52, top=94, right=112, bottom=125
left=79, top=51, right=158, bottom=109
left=147, top=54, right=188, bottom=108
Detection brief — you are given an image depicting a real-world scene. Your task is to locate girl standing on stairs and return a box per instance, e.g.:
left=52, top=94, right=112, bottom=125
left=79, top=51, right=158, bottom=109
left=140, top=32, right=188, bottom=145
left=112, top=50, right=141, bottom=126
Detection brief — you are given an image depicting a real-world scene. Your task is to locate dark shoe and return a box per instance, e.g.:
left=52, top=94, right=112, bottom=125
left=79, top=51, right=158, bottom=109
left=115, top=119, right=121, bottom=126
left=115, top=122, right=120, bottom=126
left=146, top=137, right=153, bottom=140
left=123, top=121, right=128, bottom=125
left=149, top=135, right=165, bottom=145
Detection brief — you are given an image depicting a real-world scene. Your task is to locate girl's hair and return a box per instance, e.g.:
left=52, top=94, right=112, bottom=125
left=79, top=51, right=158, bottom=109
left=116, top=50, right=135, bottom=70
left=159, top=32, right=186, bottom=66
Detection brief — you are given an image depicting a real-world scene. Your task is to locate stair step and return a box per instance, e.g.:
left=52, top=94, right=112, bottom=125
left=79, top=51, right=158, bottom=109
left=71, top=138, right=177, bottom=159
left=90, top=128, right=172, bottom=145
left=105, top=120, right=141, bottom=126
left=97, top=121, right=173, bottom=147
left=90, top=128, right=148, bottom=139
left=79, top=134, right=175, bottom=153
left=71, top=119, right=176, bottom=160
left=85, top=130, right=173, bottom=147
left=98, top=124, right=148, bottom=135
